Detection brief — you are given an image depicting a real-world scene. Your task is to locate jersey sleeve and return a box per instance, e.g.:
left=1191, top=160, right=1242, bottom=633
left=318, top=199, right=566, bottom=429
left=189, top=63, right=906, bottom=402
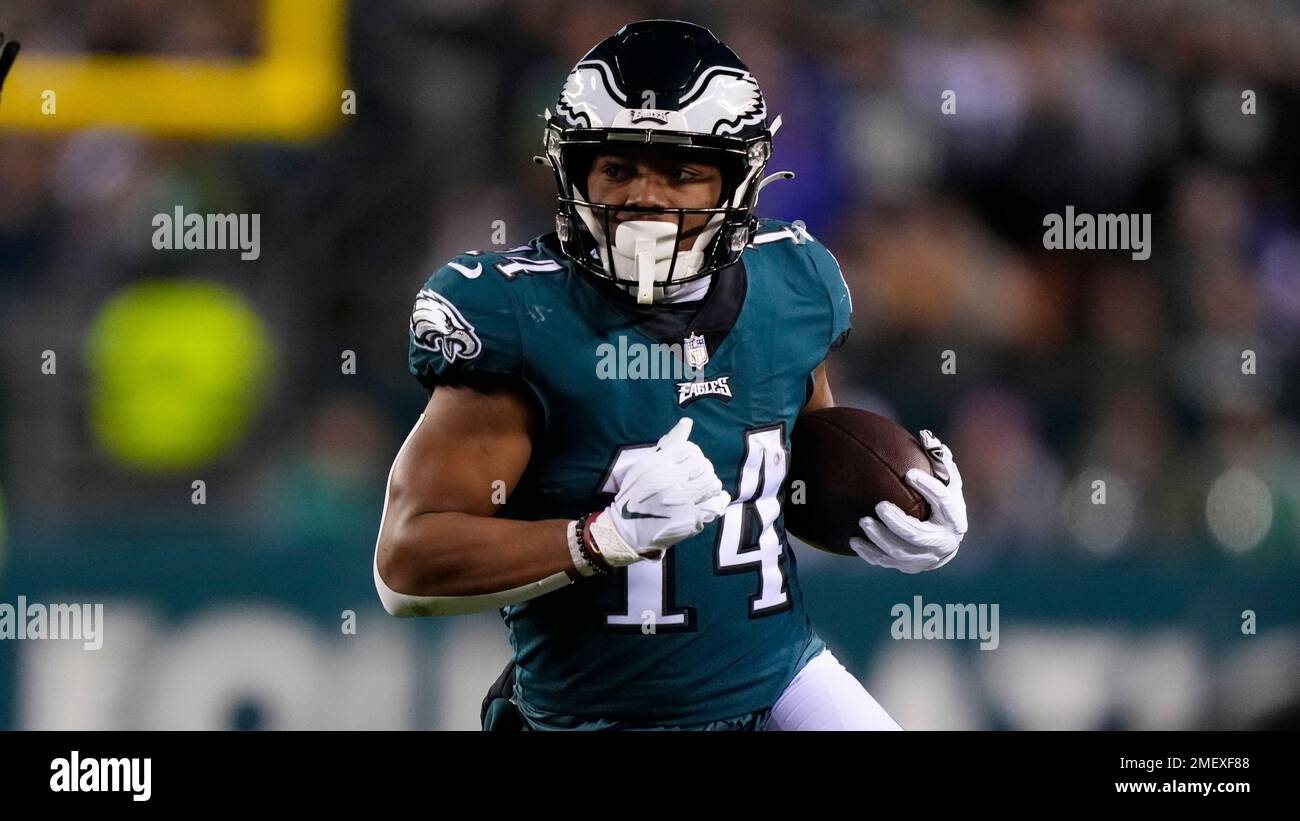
left=801, top=232, right=853, bottom=352
left=408, top=257, right=524, bottom=391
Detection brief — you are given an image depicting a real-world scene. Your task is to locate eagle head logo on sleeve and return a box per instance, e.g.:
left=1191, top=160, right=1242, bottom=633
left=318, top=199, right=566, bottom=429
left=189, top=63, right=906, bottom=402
left=410, top=289, right=483, bottom=364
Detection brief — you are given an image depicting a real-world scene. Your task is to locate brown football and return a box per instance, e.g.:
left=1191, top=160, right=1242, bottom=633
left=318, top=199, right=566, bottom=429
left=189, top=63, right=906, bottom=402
left=783, top=407, right=933, bottom=556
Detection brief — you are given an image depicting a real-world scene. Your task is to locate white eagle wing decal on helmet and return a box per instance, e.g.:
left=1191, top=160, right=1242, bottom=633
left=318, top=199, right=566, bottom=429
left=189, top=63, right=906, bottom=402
left=556, top=62, right=626, bottom=129
left=678, top=69, right=766, bottom=135
left=410, top=289, right=483, bottom=364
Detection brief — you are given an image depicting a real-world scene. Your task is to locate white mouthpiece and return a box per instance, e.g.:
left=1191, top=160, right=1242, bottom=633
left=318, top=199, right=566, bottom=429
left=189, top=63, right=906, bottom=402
left=635, top=236, right=656, bottom=304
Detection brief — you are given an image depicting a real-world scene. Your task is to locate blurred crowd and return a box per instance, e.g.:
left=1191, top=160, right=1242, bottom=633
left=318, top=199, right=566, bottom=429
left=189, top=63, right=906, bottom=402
left=2, top=0, right=1298, bottom=564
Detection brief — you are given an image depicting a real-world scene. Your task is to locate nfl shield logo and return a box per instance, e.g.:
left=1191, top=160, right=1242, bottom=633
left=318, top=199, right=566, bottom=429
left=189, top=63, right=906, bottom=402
left=684, top=332, right=709, bottom=371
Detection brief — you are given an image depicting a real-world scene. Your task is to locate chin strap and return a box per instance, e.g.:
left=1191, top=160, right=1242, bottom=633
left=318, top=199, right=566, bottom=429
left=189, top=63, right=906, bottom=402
left=588, top=218, right=714, bottom=304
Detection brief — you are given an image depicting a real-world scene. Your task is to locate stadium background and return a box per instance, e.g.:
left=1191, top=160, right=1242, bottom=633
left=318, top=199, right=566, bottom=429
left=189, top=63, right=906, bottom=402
left=1, top=0, right=1298, bottom=729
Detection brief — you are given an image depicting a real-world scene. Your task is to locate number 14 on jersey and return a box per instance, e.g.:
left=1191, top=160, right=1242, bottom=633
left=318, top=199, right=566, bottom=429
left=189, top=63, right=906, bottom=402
left=601, top=424, right=792, bottom=632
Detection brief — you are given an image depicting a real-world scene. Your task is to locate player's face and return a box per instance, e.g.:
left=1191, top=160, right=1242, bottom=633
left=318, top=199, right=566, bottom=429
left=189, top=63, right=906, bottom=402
left=586, top=147, right=724, bottom=252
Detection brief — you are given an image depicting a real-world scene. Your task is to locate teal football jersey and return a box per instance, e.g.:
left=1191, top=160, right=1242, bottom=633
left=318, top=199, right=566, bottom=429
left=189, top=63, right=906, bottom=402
left=408, top=218, right=852, bottom=725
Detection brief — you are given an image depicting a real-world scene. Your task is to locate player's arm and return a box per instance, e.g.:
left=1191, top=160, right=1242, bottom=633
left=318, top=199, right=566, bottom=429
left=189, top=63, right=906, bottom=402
left=799, top=242, right=967, bottom=571
left=374, top=375, right=731, bottom=617
left=801, top=361, right=835, bottom=414
left=381, top=261, right=730, bottom=617
left=374, top=375, right=577, bottom=615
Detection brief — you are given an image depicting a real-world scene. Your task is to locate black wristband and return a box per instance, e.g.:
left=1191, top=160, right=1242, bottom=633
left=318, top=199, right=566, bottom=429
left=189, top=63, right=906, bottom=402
left=576, top=512, right=612, bottom=576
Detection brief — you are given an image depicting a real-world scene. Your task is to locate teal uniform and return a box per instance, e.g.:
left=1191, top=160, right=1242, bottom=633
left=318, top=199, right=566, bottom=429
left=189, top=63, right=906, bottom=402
left=408, top=218, right=852, bottom=728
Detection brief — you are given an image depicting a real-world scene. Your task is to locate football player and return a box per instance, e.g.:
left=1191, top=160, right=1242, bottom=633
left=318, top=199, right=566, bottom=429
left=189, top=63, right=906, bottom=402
left=373, top=20, right=968, bottom=730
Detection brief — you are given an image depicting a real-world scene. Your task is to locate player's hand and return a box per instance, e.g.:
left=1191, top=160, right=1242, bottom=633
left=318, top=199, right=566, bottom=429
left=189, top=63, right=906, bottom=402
left=849, top=430, right=967, bottom=573
left=585, top=418, right=731, bottom=568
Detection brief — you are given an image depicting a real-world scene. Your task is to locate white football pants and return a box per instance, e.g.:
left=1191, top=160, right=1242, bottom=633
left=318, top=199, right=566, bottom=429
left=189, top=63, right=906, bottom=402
left=763, top=648, right=903, bottom=731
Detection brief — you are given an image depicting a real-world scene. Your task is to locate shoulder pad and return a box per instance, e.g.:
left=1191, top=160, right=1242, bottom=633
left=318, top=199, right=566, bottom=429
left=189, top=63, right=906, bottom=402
left=749, top=218, right=852, bottom=351
left=408, top=255, right=524, bottom=390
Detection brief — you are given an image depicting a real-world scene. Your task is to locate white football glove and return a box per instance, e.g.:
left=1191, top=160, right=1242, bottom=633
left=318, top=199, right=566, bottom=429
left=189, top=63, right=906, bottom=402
left=849, top=430, right=968, bottom=574
left=585, top=418, right=731, bottom=568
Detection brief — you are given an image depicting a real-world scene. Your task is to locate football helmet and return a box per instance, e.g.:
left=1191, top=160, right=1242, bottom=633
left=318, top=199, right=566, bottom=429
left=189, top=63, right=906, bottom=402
left=535, top=19, right=792, bottom=303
